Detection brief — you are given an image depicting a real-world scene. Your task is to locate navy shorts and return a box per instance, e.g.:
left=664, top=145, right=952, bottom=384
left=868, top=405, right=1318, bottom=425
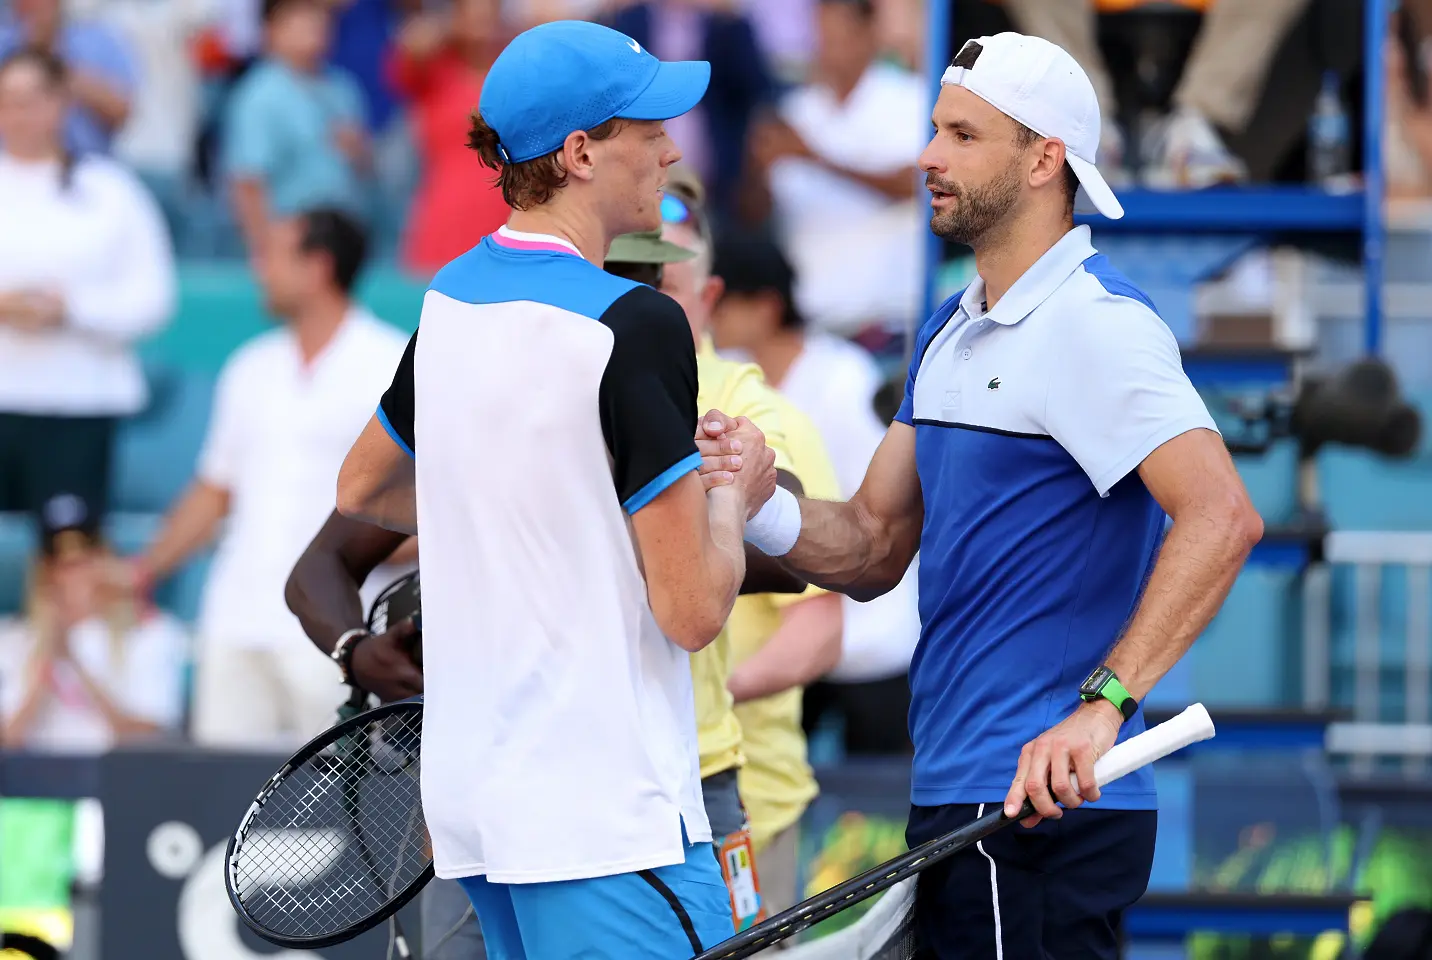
left=906, top=803, right=1157, bottom=960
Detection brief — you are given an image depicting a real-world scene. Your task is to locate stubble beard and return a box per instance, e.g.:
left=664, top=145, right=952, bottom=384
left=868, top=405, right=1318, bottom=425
left=928, top=165, right=1023, bottom=248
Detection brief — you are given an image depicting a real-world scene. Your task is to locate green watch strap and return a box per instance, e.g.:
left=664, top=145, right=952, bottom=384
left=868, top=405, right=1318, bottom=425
left=1093, top=672, right=1137, bottom=720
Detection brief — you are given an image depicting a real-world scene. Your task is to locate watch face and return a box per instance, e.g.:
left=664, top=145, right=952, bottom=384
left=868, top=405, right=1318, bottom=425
left=1080, top=665, right=1112, bottom=697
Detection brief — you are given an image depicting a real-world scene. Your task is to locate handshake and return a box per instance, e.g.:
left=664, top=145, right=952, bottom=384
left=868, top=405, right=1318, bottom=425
left=694, top=409, right=779, bottom=520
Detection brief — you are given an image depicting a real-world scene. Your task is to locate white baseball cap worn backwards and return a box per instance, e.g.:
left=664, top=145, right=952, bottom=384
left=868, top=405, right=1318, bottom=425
left=941, top=32, right=1124, bottom=220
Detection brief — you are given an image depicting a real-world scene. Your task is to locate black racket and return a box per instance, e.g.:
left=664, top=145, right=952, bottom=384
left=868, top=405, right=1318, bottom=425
left=224, top=695, right=433, bottom=951
left=368, top=570, right=422, bottom=667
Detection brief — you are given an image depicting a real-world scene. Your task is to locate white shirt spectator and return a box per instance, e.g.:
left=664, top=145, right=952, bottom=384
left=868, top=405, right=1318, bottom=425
left=0, top=611, right=188, bottom=753
left=0, top=152, right=175, bottom=416
left=195, top=307, right=409, bottom=650
left=99, top=0, right=220, bottom=176
left=769, top=61, right=929, bottom=335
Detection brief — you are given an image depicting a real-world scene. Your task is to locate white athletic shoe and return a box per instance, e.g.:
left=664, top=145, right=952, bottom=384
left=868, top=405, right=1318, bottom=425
left=1141, top=108, right=1248, bottom=189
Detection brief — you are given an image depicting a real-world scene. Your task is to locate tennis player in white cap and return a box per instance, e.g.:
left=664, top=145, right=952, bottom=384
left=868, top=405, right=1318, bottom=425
left=701, top=31, right=1262, bottom=958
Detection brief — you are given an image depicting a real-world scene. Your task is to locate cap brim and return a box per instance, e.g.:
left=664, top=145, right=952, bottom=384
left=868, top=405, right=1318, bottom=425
left=619, top=60, right=711, bottom=122
left=608, top=233, right=697, bottom=264
left=1066, top=153, right=1124, bottom=219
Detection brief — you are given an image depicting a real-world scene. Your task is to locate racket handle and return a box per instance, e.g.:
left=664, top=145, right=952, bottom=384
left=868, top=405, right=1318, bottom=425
left=1093, top=702, right=1214, bottom=787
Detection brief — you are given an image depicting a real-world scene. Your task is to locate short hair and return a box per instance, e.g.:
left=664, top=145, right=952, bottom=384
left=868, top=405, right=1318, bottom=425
left=466, top=112, right=626, bottom=211
left=712, top=233, right=803, bottom=330
left=1014, top=122, right=1080, bottom=215
left=262, top=0, right=323, bottom=23
left=818, top=0, right=876, bottom=19
left=297, top=207, right=368, bottom=294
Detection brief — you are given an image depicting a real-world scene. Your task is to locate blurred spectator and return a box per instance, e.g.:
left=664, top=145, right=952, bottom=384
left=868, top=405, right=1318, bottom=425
left=738, top=0, right=815, bottom=82
left=0, top=48, right=176, bottom=518
left=0, top=0, right=136, bottom=155
left=504, top=0, right=608, bottom=29
left=93, top=0, right=221, bottom=234
left=222, top=0, right=369, bottom=253
left=711, top=232, right=917, bottom=756
left=747, top=0, right=927, bottom=339
left=330, top=0, right=401, bottom=136
left=1003, top=0, right=1309, bottom=187
left=0, top=493, right=186, bottom=753
left=388, top=0, right=510, bottom=276
left=609, top=0, right=775, bottom=224
left=129, top=209, right=409, bottom=749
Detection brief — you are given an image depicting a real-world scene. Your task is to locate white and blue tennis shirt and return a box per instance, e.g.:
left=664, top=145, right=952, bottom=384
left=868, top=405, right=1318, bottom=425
left=375, top=227, right=712, bottom=884
left=895, top=225, right=1219, bottom=811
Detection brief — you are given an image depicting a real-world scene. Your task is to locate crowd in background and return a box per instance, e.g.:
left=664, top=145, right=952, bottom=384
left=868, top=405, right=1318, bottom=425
left=0, top=0, right=1377, bottom=763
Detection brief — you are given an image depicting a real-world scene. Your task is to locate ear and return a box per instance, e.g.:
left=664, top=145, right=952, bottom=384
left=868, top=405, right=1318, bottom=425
left=563, top=129, right=598, bottom=183
left=1029, top=136, right=1067, bottom=192
left=701, top=274, right=725, bottom=312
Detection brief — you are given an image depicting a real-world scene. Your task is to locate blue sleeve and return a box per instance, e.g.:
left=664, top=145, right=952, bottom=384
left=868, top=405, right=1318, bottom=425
left=222, top=75, right=278, bottom=178
left=895, top=291, right=964, bottom=426
left=73, top=24, right=138, bottom=94
left=330, top=69, right=368, bottom=128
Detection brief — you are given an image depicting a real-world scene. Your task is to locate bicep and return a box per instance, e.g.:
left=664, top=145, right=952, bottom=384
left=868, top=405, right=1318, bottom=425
left=1136, top=427, right=1251, bottom=520
left=851, top=421, right=922, bottom=541
left=337, top=414, right=416, bottom=522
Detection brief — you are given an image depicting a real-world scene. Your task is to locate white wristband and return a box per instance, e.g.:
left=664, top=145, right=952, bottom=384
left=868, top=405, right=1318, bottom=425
left=745, top=485, right=801, bottom=556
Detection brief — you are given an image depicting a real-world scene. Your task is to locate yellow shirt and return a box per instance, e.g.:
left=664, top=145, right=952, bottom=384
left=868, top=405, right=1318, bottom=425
left=691, top=344, right=796, bottom=780
left=728, top=399, right=841, bottom=849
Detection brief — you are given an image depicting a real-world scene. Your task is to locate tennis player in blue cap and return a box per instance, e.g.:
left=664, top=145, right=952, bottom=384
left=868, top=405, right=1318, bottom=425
left=337, top=17, right=776, bottom=960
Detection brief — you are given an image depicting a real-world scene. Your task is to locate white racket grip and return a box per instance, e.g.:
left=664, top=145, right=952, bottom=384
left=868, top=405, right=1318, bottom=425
left=1090, top=703, right=1215, bottom=788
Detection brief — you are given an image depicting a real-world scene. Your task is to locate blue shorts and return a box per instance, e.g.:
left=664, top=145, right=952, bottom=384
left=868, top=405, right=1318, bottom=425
left=457, top=834, right=735, bottom=960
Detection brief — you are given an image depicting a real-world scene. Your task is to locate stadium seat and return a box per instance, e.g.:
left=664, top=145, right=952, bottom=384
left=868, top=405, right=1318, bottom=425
left=108, top=364, right=217, bottom=514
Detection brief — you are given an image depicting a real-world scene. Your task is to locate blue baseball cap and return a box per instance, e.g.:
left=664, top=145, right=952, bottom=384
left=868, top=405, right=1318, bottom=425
left=478, top=20, right=711, bottom=165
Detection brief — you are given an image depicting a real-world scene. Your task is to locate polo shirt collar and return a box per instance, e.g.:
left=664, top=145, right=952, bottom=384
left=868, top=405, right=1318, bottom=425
left=959, top=225, right=1098, bottom=327
left=492, top=225, right=583, bottom=257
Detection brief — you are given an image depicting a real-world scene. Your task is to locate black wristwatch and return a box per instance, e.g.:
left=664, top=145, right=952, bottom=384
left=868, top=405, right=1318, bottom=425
left=1079, top=665, right=1138, bottom=721
left=331, top=628, right=372, bottom=686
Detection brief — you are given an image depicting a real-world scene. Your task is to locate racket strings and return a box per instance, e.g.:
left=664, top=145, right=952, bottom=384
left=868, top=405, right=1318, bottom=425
left=230, top=709, right=429, bottom=939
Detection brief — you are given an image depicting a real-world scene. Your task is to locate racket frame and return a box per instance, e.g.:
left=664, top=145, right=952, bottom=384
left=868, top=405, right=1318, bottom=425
left=224, top=696, right=434, bottom=950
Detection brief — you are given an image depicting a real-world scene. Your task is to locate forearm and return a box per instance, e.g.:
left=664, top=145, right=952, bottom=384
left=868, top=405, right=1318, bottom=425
left=4, top=675, right=49, bottom=745
left=72, top=667, right=159, bottom=740
left=779, top=497, right=915, bottom=602
left=69, top=73, right=130, bottom=129
left=1103, top=509, right=1256, bottom=701
left=820, top=159, right=916, bottom=200
left=229, top=179, right=270, bottom=252
left=286, top=547, right=370, bottom=655
left=703, top=486, right=748, bottom=621
left=729, top=593, right=842, bottom=703
left=143, top=482, right=229, bottom=582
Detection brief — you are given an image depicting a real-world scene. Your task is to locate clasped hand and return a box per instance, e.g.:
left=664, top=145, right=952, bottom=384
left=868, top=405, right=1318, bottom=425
left=692, top=409, right=778, bottom=519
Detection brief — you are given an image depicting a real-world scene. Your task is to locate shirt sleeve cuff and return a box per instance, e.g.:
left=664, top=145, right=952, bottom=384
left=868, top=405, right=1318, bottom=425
left=623, top=452, right=702, bottom=515
left=1089, top=415, right=1221, bottom=498
left=376, top=404, right=414, bottom=458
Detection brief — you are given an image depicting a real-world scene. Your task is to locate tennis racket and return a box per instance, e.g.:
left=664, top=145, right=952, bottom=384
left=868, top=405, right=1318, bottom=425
left=694, top=703, right=1217, bottom=960
left=224, top=694, right=432, bottom=951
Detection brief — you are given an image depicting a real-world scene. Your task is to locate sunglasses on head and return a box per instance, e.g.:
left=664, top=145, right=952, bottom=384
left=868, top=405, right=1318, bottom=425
left=661, top=192, right=692, bottom=226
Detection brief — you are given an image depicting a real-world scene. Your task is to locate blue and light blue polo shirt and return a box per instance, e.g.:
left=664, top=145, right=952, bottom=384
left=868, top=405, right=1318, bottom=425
left=896, top=225, right=1219, bottom=810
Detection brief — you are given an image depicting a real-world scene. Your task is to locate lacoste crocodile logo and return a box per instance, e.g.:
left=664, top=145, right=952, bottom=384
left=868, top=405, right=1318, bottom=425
left=987, top=377, right=1001, bottom=390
